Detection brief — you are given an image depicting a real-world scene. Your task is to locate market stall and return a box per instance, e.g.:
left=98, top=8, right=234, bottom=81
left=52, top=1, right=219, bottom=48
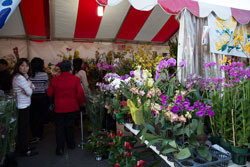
left=0, top=0, right=250, bottom=167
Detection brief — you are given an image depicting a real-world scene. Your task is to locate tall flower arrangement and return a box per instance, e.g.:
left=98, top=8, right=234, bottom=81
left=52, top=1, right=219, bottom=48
left=131, top=58, right=215, bottom=161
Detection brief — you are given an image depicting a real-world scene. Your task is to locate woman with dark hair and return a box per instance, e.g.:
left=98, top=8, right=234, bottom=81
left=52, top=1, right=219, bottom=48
left=12, top=58, right=38, bottom=157
left=73, top=58, right=90, bottom=98
left=29, top=57, right=49, bottom=143
left=47, top=60, right=84, bottom=155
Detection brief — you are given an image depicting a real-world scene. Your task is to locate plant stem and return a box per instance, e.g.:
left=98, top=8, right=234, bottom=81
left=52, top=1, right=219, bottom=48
left=232, top=109, right=236, bottom=146
left=182, top=123, right=184, bottom=146
left=209, top=116, right=215, bottom=136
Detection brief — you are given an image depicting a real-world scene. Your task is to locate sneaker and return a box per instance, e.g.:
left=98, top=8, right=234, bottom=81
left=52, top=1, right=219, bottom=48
left=29, top=137, right=40, bottom=144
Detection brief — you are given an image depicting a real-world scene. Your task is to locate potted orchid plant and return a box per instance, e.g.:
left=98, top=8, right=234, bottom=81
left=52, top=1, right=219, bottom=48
left=192, top=59, right=250, bottom=165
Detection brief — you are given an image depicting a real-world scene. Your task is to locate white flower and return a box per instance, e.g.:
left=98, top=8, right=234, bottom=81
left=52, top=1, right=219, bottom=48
left=110, top=78, right=121, bottom=89
left=148, top=78, right=154, bottom=88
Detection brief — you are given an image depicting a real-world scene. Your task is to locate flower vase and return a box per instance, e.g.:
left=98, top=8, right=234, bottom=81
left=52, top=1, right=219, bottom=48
left=231, top=145, right=248, bottom=165
left=115, top=113, right=125, bottom=124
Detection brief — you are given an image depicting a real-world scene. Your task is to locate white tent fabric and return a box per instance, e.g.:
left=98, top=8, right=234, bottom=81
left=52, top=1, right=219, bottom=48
left=177, top=9, right=225, bottom=82
left=0, top=39, right=169, bottom=65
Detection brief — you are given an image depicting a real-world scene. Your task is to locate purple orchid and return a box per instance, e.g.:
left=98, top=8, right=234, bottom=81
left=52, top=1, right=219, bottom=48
left=166, top=58, right=176, bottom=67
left=179, top=59, right=186, bottom=68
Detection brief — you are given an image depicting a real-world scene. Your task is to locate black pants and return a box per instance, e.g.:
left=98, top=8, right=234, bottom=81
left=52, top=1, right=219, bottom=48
left=30, top=94, right=48, bottom=138
left=55, top=112, right=76, bottom=150
left=17, top=107, right=30, bottom=153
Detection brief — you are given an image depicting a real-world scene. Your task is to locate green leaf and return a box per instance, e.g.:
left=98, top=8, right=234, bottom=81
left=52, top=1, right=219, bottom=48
left=189, top=134, right=199, bottom=146
left=169, top=140, right=178, bottom=149
left=147, top=138, right=164, bottom=147
left=148, top=159, right=162, bottom=167
left=190, top=119, right=198, bottom=131
left=143, top=133, right=159, bottom=141
left=160, top=116, right=165, bottom=128
left=173, top=123, right=182, bottom=131
left=142, top=122, right=155, bottom=134
left=137, top=126, right=147, bottom=138
left=161, top=148, right=177, bottom=154
left=197, top=146, right=212, bottom=161
left=176, top=148, right=191, bottom=160
left=220, top=44, right=228, bottom=52
left=184, top=127, right=192, bottom=137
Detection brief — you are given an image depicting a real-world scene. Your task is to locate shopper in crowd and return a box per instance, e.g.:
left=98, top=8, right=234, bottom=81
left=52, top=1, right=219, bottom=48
left=72, top=58, right=90, bottom=138
left=47, top=60, right=84, bottom=156
left=12, top=58, right=38, bottom=157
left=72, top=58, right=90, bottom=99
left=0, top=59, right=12, bottom=94
left=29, top=57, right=49, bottom=143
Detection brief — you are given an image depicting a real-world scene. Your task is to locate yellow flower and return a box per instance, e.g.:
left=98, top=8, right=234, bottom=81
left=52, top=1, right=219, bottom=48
left=148, top=78, right=154, bottom=88
left=228, top=59, right=232, bottom=65
left=223, top=56, right=227, bottom=64
left=74, top=50, right=79, bottom=56
left=233, top=36, right=240, bottom=46
left=62, top=55, right=67, bottom=60
left=219, top=59, right=222, bottom=65
left=216, top=17, right=236, bottom=30
left=247, top=47, right=250, bottom=56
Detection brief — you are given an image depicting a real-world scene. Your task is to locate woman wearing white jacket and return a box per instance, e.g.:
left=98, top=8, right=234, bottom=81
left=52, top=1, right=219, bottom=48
left=12, top=58, right=38, bottom=157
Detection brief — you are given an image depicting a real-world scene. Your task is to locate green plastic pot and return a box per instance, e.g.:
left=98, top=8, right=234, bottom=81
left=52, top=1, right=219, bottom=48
left=220, top=139, right=231, bottom=152
left=248, top=148, right=250, bottom=162
left=115, top=113, right=125, bottom=124
left=231, top=145, right=248, bottom=165
left=209, top=136, right=220, bottom=145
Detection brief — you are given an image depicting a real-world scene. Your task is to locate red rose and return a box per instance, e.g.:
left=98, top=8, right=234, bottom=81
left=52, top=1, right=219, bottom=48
left=121, top=101, right=127, bottom=107
left=108, top=133, right=116, bottom=139
left=108, top=142, right=115, bottom=146
left=124, top=152, right=132, bottom=157
left=114, top=162, right=120, bottom=167
left=136, top=160, right=147, bottom=167
left=124, top=141, right=133, bottom=150
left=117, top=131, right=123, bottom=136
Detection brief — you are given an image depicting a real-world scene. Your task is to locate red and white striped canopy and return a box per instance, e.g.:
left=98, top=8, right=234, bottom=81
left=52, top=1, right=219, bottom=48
left=0, top=0, right=249, bottom=44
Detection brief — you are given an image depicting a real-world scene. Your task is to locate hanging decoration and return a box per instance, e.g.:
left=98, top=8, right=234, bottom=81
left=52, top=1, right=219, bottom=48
left=208, top=15, right=250, bottom=58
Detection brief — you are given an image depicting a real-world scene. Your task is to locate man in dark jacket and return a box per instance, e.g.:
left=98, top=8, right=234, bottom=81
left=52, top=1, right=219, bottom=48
left=47, top=60, right=84, bottom=155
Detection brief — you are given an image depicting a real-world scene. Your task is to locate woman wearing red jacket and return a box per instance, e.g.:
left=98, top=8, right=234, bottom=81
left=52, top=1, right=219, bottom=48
left=47, top=60, right=84, bottom=155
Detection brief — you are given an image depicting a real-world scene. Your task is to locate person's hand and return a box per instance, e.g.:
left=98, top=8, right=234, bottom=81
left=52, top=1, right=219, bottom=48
left=20, top=89, right=26, bottom=95
left=30, top=85, right=35, bottom=91
left=13, top=47, right=19, bottom=60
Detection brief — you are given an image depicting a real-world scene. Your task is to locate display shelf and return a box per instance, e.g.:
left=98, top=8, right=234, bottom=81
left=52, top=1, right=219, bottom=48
left=124, top=123, right=250, bottom=167
left=124, top=123, right=174, bottom=167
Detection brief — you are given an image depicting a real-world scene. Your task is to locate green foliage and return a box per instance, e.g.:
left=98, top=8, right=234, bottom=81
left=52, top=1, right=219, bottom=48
left=168, top=39, right=177, bottom=59
left=87, top=93, right=105, bottom=132
left=108, top=134, right=146, bottom=167
left=0, top=96, right=18, bottom=161
left=84, top=130, right=111, bottom=155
